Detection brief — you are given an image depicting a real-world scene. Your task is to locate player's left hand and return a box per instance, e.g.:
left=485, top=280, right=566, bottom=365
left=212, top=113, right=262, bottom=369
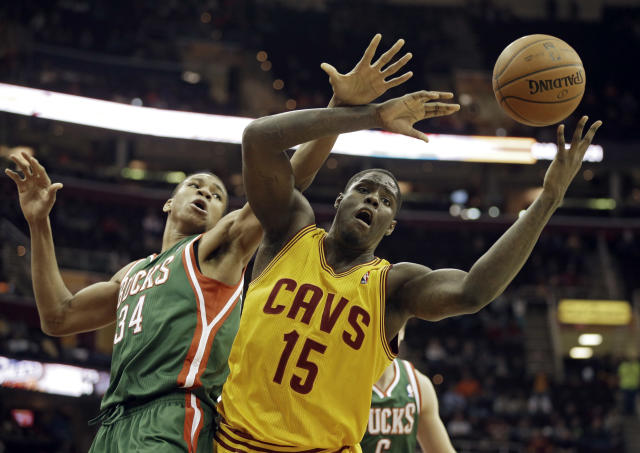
left=376, top=90, right=460, bottom=142
left=321, top=34, right=413, bottom=106
left=542, top=115, right=603, bottom=204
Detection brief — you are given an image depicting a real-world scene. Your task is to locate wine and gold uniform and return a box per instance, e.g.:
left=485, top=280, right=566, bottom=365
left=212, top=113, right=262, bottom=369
left=216, top=225, right=396, bottom=452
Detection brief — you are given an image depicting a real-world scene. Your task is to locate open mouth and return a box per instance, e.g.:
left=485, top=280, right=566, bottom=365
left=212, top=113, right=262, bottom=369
left=191, top=199, right=207, bottom=214
left=355, top=209, right=372, bottom=226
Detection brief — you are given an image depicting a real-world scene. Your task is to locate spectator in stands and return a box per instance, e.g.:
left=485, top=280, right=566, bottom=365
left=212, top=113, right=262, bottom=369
left=617, top=351, right=640, bottom=415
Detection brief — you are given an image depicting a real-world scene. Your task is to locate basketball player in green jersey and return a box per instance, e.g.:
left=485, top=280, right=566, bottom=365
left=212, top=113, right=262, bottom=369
left=5, top=34, right=414, bottom=453
left=361, top=330, right=455, bottom=453
left=362, top=360, right=455, bottom=453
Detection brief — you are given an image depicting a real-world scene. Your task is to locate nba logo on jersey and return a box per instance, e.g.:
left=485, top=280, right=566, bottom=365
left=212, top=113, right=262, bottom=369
left=406, top=384, right=414, bottom=398
left=360, top=271, right=370, bottom=284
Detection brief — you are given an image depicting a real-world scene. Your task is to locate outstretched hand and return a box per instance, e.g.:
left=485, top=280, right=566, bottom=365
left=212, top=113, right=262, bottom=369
left=375, top=91, right=460, bottom=142
left=321, top=34, right=413, bottom=106
left=543, top=116, right=603, bottom=203
left=5, top=151, right=63, bottom=224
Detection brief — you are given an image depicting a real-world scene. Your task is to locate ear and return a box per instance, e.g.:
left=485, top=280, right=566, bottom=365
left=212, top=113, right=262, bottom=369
left=163, top=199, right=173, bottom=213
left=384, top=219, right=397, bottom=236
left=334, top=193, right=344, bottom=209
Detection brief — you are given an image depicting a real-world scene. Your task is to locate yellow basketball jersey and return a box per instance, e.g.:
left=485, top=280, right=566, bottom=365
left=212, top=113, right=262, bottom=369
left=217, top=225, right=395, bottom=452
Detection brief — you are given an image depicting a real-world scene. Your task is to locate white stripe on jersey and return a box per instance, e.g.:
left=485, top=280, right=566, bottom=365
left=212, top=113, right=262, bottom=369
left=189, top=393, right=202, bottom=448
left=182, top=236, right=243, bottom=388
left=403, top=360, right=421, bottom=413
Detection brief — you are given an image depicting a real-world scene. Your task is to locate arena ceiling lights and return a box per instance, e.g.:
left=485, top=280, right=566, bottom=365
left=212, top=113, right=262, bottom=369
left=0, top=83, right=602, bottom=164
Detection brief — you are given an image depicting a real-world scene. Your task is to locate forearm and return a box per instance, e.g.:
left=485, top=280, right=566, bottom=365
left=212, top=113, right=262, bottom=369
left=290, top=96, right=341, bottom=191
left=462, top=191, right=559, bottom=309
left=243, top=103, right=378, bottom=159
left=28, top=218, right=73, bottom=331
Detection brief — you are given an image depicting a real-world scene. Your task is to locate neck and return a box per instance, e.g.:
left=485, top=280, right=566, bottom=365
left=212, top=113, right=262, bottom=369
left=375, top=361, right=396, bottom=390
left=161, top=218, right=196, bottom=252
left=323, top=230, right=376, bottom=272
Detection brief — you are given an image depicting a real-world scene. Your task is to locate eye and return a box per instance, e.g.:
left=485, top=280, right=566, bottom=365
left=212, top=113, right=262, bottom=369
left=357, top=186, right=368, bottom=193
left=189, top=182, right=199, bottom=189
left=382, top=198, right=391, bottom=206
left=213, top=193, right=222, bottom=201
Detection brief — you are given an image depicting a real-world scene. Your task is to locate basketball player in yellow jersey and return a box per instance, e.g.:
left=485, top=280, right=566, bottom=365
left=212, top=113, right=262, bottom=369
left=217, top=50, right=602, bottom=452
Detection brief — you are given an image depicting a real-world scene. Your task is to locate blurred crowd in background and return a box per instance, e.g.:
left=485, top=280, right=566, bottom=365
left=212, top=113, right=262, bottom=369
left=404, top=305, right=623, bottom=453
left=1, top=0, right=639, bottom=140
left=2, top=1, right=640, bottom=452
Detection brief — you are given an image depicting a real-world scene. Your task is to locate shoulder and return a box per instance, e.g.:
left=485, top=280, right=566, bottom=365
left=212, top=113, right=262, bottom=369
left=413, top=367, right=434, bottom=392
left=201, top=206, right=253, bottom=245
left=213, top=191, right=314, bottom=244
left=260, top=190, right=315, bottom=245
left=258, top=222, right=319, bottom=263
left=217, top=206, right=248, bottom=231
left=110, top=260, right=142, bottom=284
left=389, top=262, right=433, bottom=279
left=250, top=223, right=318, bottom=282
left=400, top=360, right=430, bottom=389
left=413, top=367, right=438, bottom=413
left=263, top=189, right=315, bottom=240
left=386, top=262, right=433, bottom=298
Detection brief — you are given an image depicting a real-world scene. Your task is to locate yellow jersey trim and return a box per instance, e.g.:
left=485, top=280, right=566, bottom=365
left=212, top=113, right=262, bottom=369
left=379, top=265, right=396, bottom=361
left=249, top=224, right=316, bottom=289
left=317, top=234, right=381, bottom=278
left=216, top=421, right=345, bottom=453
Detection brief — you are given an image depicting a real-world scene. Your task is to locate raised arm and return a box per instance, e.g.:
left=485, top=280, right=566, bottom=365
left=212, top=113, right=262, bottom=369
left=243, top=91, right=459, bottom=240
left=200, top=35, right=416, bottom=263
left=415, top=370, right=456, bottom=453
left=5, top=152, right=123, bottom=336
left=386, top=117, right=602, bottom=331
left=291, top=34, right=413, bottom=191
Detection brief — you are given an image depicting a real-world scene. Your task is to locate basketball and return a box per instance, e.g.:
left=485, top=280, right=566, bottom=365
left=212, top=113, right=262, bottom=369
left=492, top=34, right=585, bottom=127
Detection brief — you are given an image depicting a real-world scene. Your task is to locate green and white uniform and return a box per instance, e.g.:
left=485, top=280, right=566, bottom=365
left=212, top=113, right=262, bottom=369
left=89, top=235, right=243, bottom=453
left=361, top=359, right=422, bottom=453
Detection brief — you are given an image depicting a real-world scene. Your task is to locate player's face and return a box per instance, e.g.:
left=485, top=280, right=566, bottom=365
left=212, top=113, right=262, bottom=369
left=334, top=172, right=398, bottom=248
left=165, top=174, right=227, bottom=234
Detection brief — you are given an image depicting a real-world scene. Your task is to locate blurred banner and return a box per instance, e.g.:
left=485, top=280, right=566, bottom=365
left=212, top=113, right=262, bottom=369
left=0, top=355, right=109, bottom=397
left=0, top=83, right=602, bottom=164
left=558, top=299, right=632, bottom=326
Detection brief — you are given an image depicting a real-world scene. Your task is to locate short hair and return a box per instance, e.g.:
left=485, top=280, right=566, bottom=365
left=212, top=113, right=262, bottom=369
left=171, top=171, right=221, bottom=197
left=344, top=168, right=402, bottom=213
left=171, top=171, right=229, bottom=212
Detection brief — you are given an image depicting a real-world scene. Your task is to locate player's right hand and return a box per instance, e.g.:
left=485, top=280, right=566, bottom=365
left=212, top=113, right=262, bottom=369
left=5, top=151, right=63, bottom=224
left=320, top=34, right=413, bottom=106
left=542, top=116, right=602, bottom=204
left=375, top=90, right=460, bottom=142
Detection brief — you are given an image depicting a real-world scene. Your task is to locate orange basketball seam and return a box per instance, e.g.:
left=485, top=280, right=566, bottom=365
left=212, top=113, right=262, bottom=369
left=496, top=64, right=584, bottom=91
left=493, top=37, right=555, bottom=80
left=500, top=93, right=584, bottom=105
left=500, top=99, right=547, bottom=126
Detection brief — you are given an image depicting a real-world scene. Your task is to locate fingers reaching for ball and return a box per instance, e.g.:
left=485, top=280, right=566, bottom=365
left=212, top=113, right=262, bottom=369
left=424, top=102, right=460, bottom=119
left=556, top=116, right=603, bottom=164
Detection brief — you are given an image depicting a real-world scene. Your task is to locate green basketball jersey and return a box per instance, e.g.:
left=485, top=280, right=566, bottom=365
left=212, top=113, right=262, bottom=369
left=361, top=359, right=422, bottom=453
left=100, top=234, right=243, bottom=414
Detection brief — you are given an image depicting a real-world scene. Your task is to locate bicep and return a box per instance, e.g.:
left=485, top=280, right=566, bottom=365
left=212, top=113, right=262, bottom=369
left=53, top=280, right=119, bottom=336
left=393, top=263, right=476, bottom=322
